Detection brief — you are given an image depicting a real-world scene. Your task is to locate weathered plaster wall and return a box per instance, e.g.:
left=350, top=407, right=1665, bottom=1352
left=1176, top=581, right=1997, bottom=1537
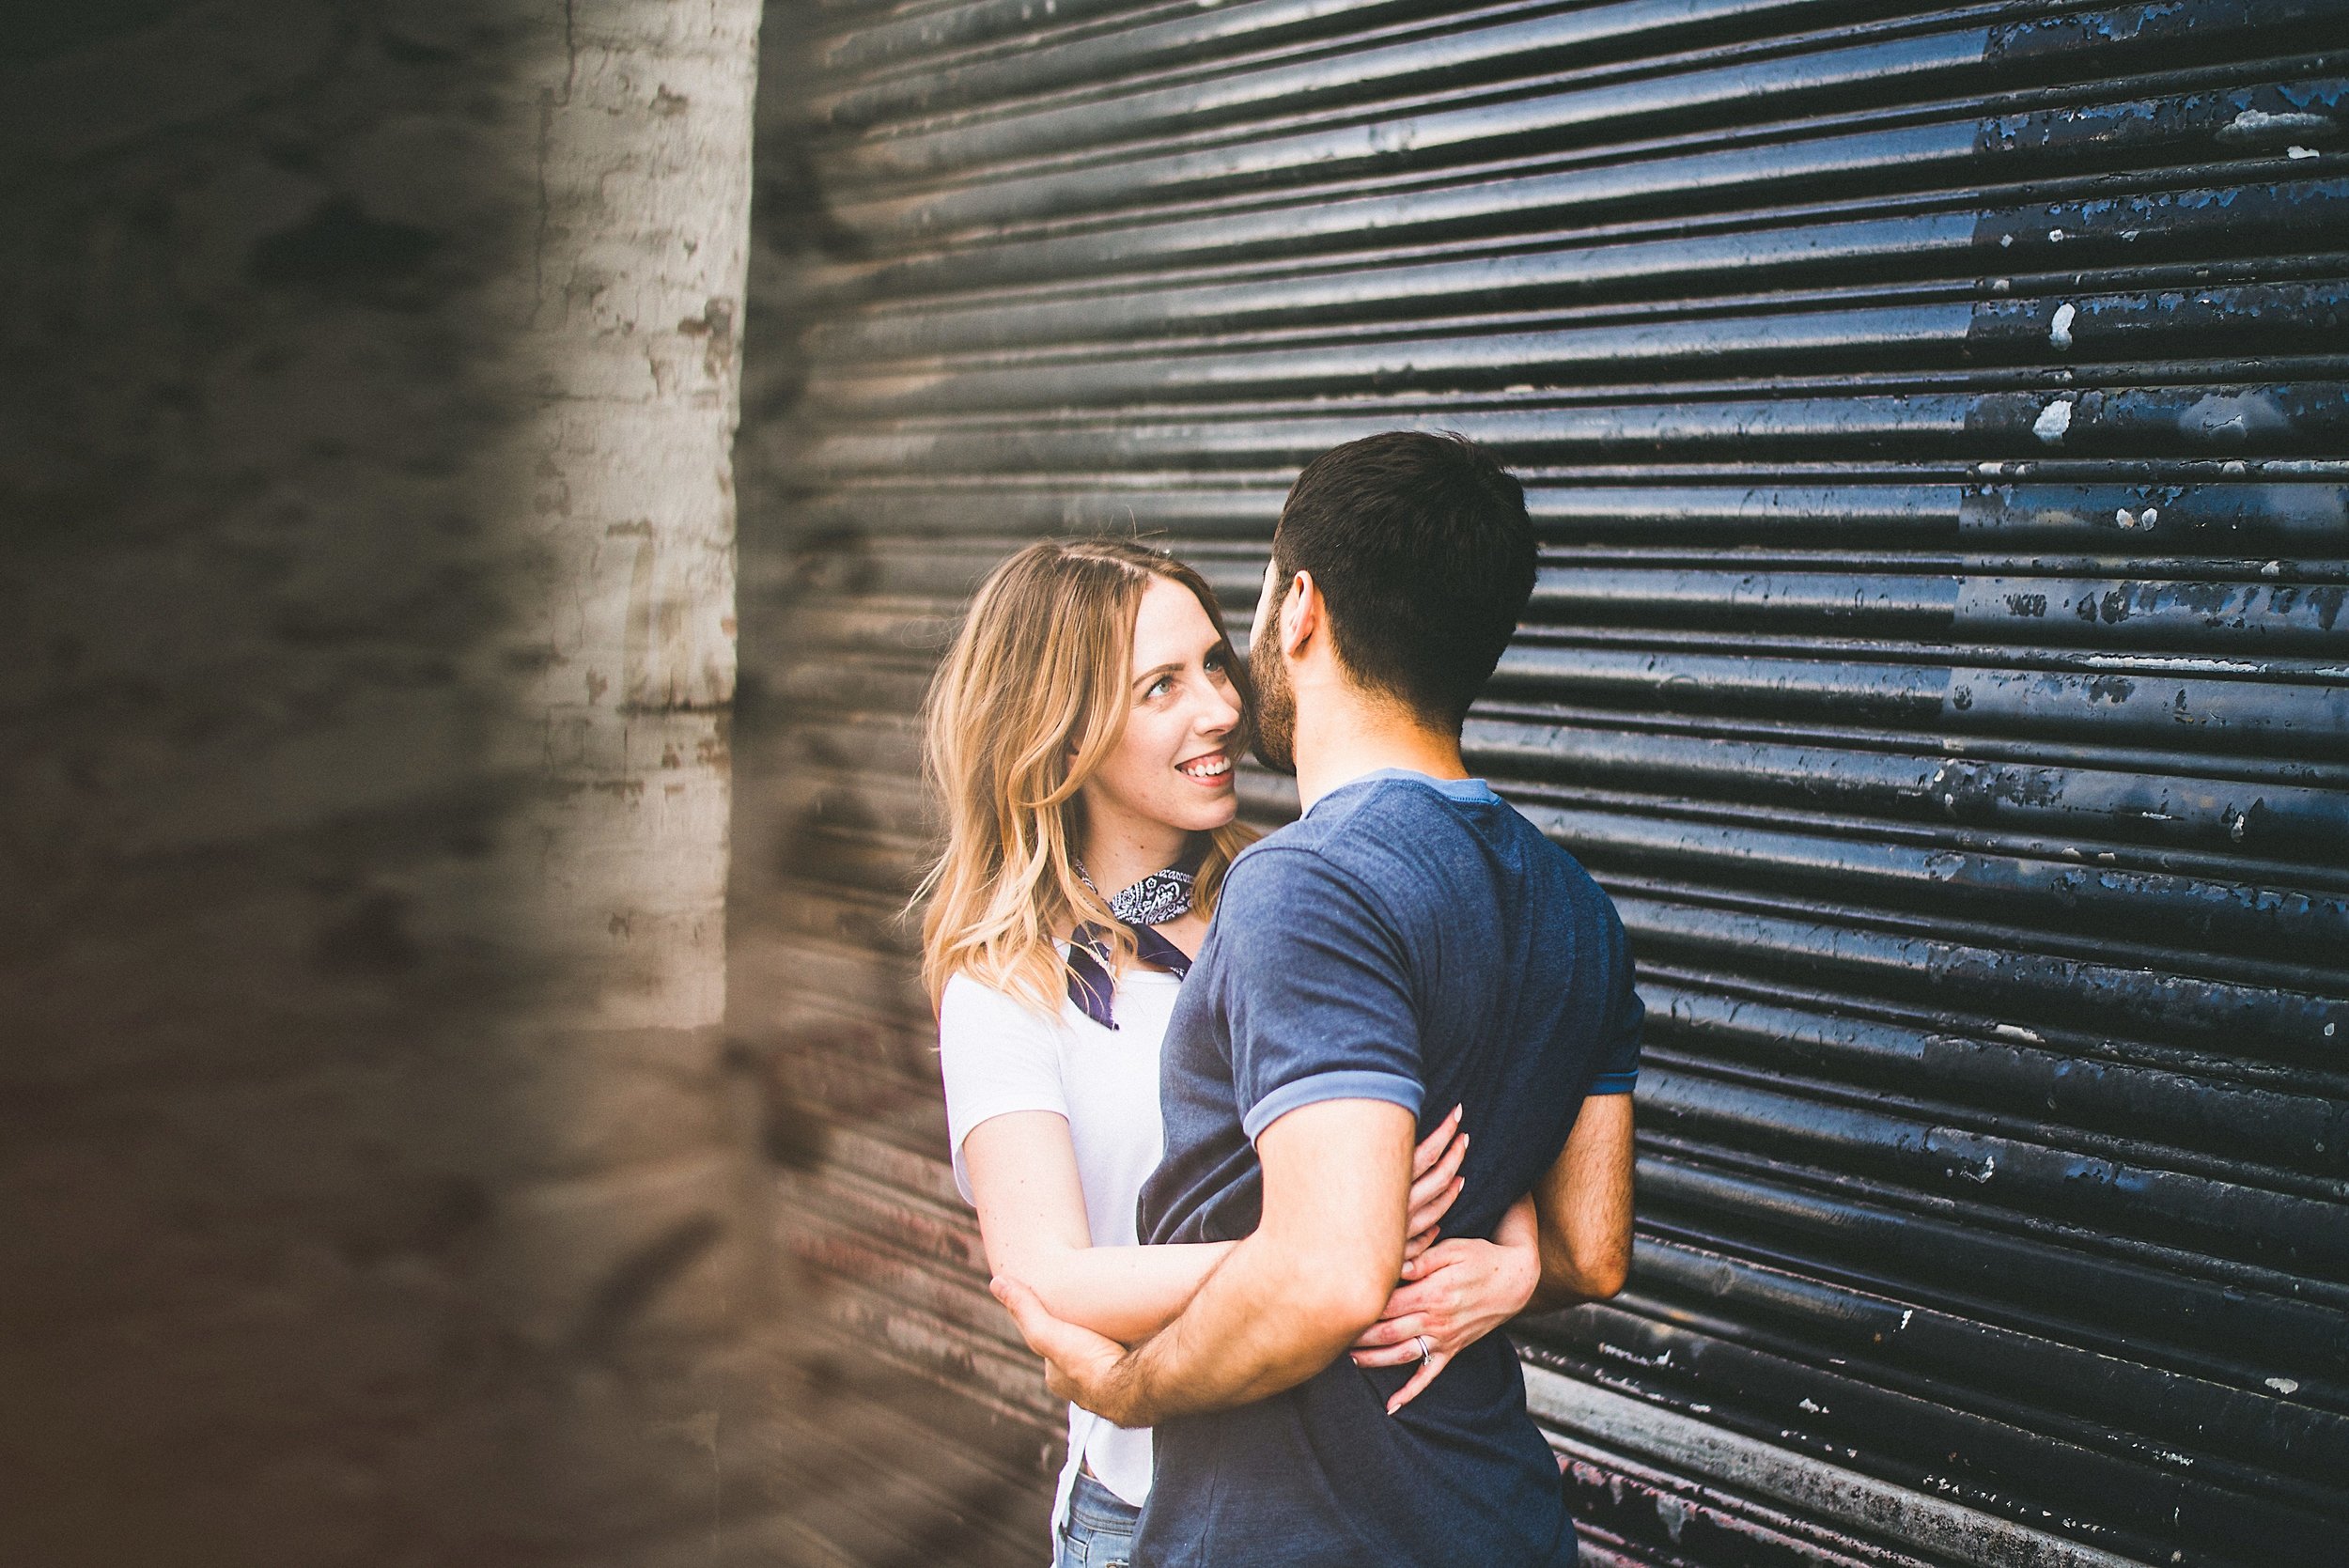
left=0, top=4, right=793, bottom=1562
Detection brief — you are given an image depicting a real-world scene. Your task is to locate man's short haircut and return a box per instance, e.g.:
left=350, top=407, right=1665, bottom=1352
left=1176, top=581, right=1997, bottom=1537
left=1271, top=430, right=1534, bottom=733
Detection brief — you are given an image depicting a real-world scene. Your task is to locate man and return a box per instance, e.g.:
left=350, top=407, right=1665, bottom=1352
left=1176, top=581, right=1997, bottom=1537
left=995, top=430, right=1641, bottom=1567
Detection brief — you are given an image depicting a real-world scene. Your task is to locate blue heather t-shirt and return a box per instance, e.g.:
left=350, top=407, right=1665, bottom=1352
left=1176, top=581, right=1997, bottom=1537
left=1134, top=770, right=1641, bottom=1568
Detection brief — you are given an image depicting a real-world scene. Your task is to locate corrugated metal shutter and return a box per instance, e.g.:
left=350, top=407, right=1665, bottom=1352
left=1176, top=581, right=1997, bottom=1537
left=739, top=1, right=2349, bottom=1562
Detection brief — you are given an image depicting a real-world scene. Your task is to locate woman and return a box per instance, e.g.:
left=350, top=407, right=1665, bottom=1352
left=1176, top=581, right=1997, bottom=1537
left=922, top=538, right=1542, bottom=1568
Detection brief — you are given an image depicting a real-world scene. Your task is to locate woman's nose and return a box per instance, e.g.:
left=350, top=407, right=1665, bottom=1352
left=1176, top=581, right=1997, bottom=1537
left=1196, top=682, right=1239, bottom=737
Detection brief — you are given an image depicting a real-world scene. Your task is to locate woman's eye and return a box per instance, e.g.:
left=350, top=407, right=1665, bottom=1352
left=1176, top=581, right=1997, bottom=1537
left=1204, top=651, right=1226, bottom=674
left=1146, top=675, right=1174, bottom=698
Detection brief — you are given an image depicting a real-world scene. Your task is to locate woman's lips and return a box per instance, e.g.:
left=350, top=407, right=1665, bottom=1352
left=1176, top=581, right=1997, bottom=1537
left=1176, top=752, right=1232, bottom=783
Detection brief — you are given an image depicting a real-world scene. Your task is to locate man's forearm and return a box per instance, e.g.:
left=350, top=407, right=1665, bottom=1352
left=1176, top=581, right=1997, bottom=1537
left=1049, top=1099, right=1415, bottom=1428
left=1094, top=1227, right=1382, bottom=1426
left=1528, top=1244, right=1620, bottom=1312
left=1529, top=1208, right=1618, bottom=1310
left=1527, top=1094, right=1635, bottom=1310
left=1528, top=1279, right=1582, bottom=1312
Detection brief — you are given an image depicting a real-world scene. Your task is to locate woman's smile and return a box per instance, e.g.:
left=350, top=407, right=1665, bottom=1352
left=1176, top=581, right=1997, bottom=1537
left=1175, top=750, right=1233, bottom=786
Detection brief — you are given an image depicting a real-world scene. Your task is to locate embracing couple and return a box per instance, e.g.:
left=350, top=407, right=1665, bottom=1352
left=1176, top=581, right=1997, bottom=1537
left=922, top=432, right=1641, bottom=1568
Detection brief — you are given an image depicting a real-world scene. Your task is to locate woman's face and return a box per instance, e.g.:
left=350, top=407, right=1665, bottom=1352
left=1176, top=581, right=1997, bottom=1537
left=1079, top=575, right=1244, bottom=845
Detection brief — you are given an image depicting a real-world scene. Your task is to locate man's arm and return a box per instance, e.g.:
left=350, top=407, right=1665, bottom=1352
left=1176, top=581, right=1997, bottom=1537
left=1527, top=1092, right=1634, bottom=1309
left=995, top=1097, right=1414, bottom=1428
left=971, top=1106, right=1467, bottom=1344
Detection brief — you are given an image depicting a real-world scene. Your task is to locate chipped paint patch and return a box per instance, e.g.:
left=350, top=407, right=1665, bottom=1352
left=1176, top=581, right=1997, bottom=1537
left=2266, top=1376, right=2301, bottom=1395
left=2033, top=398, right=2074, bottom=443
left=2219, top=108, right=2333, bottom=141
left=2183, top=390, right=2285, bottom=447
left=2048, top=302, right=2076, bottom=350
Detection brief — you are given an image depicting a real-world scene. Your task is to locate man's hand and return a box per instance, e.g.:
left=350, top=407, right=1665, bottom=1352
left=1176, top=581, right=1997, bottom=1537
left=993, top=1276, right=1136, bottom=1424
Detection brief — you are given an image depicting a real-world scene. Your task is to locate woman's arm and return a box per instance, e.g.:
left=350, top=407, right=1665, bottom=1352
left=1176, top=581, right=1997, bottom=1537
left=969, top=1105, right=1474, bottom=1346
left=1347, top=1191, right=1543, bottom=1412
left=965, top=1110, right=1233, bottom=1343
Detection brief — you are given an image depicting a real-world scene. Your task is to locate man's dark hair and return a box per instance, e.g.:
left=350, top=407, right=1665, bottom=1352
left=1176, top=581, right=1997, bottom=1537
left=1271, top=430, right=1534, bottom=732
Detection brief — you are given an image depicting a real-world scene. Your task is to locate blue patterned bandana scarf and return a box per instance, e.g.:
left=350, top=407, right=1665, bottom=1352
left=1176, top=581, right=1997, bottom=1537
left=1065, top=840, right=1206, bottom=1029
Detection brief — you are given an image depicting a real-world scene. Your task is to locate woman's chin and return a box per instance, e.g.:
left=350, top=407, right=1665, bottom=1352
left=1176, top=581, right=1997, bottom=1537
left=1151, top=795, right=1237, bottom=834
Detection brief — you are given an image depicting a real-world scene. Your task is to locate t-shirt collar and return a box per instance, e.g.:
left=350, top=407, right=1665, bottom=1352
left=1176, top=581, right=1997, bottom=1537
left=1314, top=765, right=1500, bottom=811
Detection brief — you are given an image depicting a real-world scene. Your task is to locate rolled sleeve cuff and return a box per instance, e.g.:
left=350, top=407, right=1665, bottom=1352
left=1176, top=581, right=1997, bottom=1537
left=1588, top=1070, right=1638, bottom=1095
left=1242, top=1069, right=1424, bottom=1143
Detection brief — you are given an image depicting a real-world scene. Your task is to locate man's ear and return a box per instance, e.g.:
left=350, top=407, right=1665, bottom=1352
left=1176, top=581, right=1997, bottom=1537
left=1282, top=569, right=1319, bottom=658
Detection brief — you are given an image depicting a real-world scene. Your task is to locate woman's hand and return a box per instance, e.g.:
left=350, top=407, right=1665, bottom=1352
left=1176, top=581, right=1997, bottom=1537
left=1351, top=1192, right=1541, bottom=1413
left=1405, top=1106, right=1468, bottom=1262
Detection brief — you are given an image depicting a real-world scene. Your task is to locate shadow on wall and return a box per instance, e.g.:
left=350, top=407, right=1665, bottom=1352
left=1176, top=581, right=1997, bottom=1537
left=713, top=7, right=1082, bottom=1565
left=0, top=3, right=818, bottom=1564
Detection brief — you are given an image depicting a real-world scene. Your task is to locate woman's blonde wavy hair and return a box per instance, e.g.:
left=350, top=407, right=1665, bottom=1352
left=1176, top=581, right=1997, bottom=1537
left=918, top=538, right=1257, bottom=1016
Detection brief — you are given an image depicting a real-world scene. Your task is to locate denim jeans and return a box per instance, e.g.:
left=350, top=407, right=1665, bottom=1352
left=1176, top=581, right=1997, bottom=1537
left=1055, top=1469, right=1141, bottom=1568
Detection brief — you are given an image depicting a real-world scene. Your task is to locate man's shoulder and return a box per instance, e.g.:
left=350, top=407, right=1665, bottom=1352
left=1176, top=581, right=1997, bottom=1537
left=1250, top=775, right=1478, bottom=866
left=1321, top=780, right=1622, bottom=934
left=1303, top=775, right=1579, bottom=877
left=1227, top=790, right=1480, bottom=901
left=1228, top=779, right=1616, bottom=923
left=1219, top=830, right=1380, bottom=924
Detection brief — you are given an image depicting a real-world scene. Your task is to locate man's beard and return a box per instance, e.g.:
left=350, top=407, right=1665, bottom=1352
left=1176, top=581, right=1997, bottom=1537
left=1248, top=629, right=1298, bottom=775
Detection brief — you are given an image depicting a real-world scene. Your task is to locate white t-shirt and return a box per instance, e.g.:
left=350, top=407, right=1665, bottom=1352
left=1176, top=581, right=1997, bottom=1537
left=939, top=963, right=1182, bottom=1535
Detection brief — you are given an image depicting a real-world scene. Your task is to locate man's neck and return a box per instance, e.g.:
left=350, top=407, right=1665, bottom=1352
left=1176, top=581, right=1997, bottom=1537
left=1291, top=690, right=1468, bottom=814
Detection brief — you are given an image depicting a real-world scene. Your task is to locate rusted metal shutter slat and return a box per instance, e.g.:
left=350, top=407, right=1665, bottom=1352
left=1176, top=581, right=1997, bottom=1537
left=759, top=1, right=2349, bottom=1562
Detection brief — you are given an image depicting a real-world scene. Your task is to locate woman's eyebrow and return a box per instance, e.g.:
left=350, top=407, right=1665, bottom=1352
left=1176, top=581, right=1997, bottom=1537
left=1130, top=660, right=1184, bottom=689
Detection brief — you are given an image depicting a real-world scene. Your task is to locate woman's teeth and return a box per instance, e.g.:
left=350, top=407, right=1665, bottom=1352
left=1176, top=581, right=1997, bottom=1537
left=1177, top=754, right=1231, bottom=781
